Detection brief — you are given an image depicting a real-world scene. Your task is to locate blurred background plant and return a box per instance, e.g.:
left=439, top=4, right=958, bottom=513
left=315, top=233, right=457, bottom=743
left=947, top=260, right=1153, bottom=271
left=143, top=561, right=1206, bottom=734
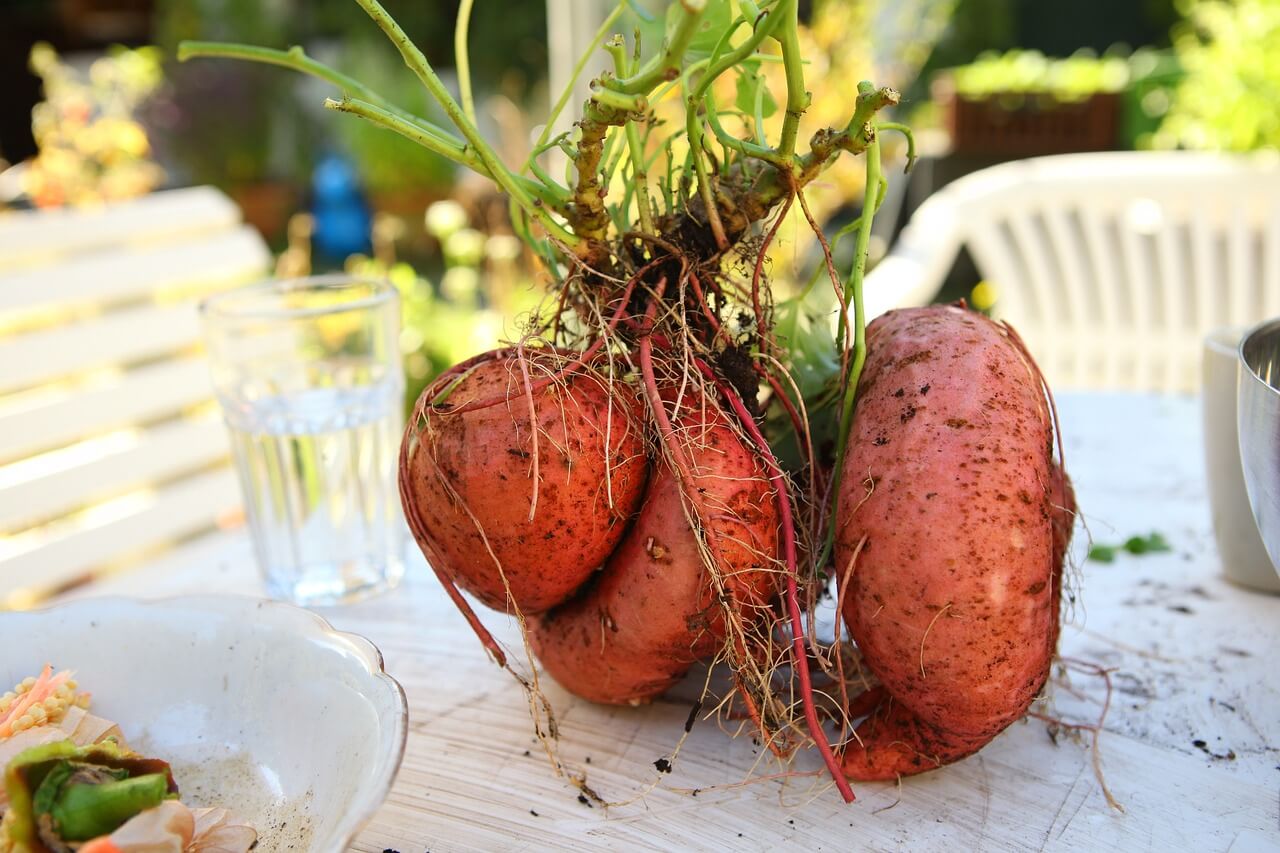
left=1153, top=0, right=1280, bottom=152
left=22, top=42, right=165, bottom=207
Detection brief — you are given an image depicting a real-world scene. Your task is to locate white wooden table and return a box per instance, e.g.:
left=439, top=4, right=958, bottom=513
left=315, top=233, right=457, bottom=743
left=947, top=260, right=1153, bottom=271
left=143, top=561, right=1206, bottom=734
left=60, top=392, right=1280, bottom=852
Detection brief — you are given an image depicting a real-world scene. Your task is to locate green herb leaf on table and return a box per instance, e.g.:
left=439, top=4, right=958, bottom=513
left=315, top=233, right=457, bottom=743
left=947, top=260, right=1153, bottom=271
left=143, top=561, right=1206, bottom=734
left=1087, top=532, right=1172, bottom=563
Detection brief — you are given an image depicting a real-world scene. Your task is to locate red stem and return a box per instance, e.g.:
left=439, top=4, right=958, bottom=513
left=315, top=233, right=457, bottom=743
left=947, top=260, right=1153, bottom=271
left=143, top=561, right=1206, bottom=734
left=398, top=427, right=508, bottom=668
left=751, top=193, right=793, bottom=349
left=695, top=356, right=856, bottom=804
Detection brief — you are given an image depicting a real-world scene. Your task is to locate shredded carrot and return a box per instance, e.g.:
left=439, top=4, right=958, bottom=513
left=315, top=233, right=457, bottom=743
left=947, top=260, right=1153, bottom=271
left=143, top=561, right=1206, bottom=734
left=79, top=838, right=123, bottom=853
left=0, top=665, right=73, bottom=738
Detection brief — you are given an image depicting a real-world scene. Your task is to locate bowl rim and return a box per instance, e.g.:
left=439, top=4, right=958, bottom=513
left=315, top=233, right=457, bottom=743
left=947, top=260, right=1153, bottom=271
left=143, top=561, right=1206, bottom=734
left=8, top=593, right=409, bottom=852
left=1240, top=316, right=1280, bottom=394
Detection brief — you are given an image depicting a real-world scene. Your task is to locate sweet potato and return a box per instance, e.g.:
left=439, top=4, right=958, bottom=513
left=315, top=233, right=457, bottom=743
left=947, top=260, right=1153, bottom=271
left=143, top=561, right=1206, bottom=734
left=835, top=305, right=1075, bottom=779
left=531, top=393, right=780, bottom=705
left=401, top=348, right=648, bottom=613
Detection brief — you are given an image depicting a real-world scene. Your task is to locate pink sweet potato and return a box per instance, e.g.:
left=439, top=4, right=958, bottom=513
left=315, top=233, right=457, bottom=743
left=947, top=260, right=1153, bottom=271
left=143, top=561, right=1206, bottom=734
left=401, top=348, right=648, bottom=613
left=835, top=305, right=1075, bottom=779
left=531, top=393, right=780, bottom=705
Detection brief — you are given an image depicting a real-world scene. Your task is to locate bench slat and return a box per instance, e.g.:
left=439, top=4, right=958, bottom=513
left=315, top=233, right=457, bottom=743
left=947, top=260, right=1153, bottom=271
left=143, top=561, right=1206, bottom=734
left=0, top=226, right=269, bottom=317
left=0, top=467, right=242, bottom=603
left=0, top=415, right=230, bottom=532
left=0, top=358, right=215, bottom=463
left=0, top=303, right=203, bottom=393
left=0, top=187, right=244, bottom=273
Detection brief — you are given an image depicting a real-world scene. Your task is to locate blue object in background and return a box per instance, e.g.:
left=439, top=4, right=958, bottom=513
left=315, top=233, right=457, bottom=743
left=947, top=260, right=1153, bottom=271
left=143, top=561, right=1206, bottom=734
left=311, top=153, right=373, bottom=262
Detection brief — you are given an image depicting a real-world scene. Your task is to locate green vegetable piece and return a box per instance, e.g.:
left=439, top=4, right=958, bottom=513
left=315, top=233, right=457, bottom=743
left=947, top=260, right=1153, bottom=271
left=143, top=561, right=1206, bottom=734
left=1087, top=544, right=1117, bottom=563
left=31, top=760, right=74, bottom=816
left=48, top=772, right=173, bottom=841
left=1123, top=532, right=1171, bottom=555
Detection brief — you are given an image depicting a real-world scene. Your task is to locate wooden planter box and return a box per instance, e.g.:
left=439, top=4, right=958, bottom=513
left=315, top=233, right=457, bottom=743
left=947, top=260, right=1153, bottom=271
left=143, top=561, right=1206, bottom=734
left=934, top=77, right=1120, bottom=156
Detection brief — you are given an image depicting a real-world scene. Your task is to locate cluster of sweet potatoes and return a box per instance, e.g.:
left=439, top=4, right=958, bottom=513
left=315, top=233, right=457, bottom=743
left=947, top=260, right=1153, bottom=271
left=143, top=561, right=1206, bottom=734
left=399, top=304, right=1074, bottom=783
left=399, top=348, right=782, bottom=707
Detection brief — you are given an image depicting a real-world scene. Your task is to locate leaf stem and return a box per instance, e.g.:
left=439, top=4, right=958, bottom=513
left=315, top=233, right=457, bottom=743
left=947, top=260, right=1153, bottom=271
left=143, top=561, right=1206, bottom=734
left=607, top=35, right=655, bottom=234
left=819, top=133, right=882, bottom=570
left=775, top=0, right=808, bottom=160
left=610, top=0, right=708, bottom=94
left=352, top=0, right=574, bottom=245
left=877, top=121, right=917, bottom=172
left=455, top=0, right=477, bottom=126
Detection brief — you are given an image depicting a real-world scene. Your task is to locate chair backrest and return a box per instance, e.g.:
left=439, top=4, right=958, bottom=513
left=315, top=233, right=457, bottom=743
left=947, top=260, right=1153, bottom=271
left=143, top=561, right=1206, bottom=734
left=0, top=187, right=271, bottom=607
left=869, top=151, right=1280, bottom=392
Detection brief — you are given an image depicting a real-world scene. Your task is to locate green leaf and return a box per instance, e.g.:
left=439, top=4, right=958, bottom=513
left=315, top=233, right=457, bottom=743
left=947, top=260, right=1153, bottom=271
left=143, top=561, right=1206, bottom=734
left=1087, top=544, right=1117, bottom=563
left=734, top=58, right=777, bottom=118
left=1123, top=532, right=1172, bottom=555
left=666, top=0, right=733, bottom=61
left=1088, top=531, right=1171, bottom=562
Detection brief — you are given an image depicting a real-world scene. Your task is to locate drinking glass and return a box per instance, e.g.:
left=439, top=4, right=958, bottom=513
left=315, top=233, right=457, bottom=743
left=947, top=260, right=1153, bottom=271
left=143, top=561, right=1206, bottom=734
left=201, top=275, right=406, bottom=605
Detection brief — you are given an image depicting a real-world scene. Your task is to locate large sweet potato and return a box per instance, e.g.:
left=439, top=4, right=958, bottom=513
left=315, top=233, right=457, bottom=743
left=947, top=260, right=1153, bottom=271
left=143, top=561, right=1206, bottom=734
left=531, top=393, right=780, bottom=705
left=401, top=349, right=649, bottom=613
left=835, top=305, right=1075, bottom=779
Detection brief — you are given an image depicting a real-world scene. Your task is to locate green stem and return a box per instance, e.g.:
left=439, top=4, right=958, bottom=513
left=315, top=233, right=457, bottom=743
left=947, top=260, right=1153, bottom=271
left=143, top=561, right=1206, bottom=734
left=524, top=2, right=627, bottom=174
left=177, top=40, right=444, bottom=138
left=686, top=79, right=729, bottom=250
left=691, top=8, right=785, bottom=104
left=322, top=96, right=567, bottom=213
left=610, top=0, right=707, bottom=94
left=607, top=36, right=654, bottom=234
left=705, top=89, right=787, bottom=167
left=352, top=0, right=573, bottom=244
left=455, top=0, right=477, bottom=126
left=877, top=120, right=918, bottom=172
left=820, top=136, right=881, bottom=571
left=775, top=0, right=808, bottom=160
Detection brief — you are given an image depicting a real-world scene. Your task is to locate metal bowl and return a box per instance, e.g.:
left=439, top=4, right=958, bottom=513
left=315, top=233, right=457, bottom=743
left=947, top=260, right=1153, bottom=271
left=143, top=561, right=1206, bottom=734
left=1238, top=318, right=1280, bottom=576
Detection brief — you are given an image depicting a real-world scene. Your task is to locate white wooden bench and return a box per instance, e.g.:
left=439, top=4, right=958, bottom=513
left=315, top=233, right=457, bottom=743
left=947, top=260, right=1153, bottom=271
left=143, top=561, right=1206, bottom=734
left=0, top=187, right=271, bottom=607
left=864, top=151, right=1280, bottom=392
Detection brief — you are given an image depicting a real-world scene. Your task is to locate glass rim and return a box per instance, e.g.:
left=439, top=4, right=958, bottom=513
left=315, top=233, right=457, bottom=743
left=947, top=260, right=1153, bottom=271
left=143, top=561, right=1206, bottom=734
left=199, top=274, right=397, bottom=322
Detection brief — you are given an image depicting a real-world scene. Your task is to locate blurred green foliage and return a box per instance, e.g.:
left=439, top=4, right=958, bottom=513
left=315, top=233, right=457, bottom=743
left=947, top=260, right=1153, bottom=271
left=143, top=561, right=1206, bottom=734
left=951, top=49, right=1131, bottom=100
left=149, top=0, right=547, bottom=192
left=346, top=200, right=542, bottom=415
left=1155, top=0, right=1280, bottom=151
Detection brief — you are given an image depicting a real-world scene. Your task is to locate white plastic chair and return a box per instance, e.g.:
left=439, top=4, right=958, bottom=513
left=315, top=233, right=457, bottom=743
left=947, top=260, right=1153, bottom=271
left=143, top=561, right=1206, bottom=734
left=0, top=187, right=271, bottom=607
left=863, top=151, right=1280, bottom=392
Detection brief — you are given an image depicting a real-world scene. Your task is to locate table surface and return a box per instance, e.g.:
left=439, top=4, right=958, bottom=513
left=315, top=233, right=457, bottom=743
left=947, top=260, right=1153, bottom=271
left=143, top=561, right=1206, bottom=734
left=59, top=392, right=1280, bottom=853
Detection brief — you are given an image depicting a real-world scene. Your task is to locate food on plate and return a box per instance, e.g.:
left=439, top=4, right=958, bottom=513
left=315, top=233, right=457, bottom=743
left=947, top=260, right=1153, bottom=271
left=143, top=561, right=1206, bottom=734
left=835, top=306, right=1075, bottom=779
left=0, top=667, right=255, bottom=853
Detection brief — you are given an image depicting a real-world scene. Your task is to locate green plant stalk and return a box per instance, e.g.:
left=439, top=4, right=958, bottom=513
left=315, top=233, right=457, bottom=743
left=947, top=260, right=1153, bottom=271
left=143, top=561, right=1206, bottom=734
left=819, top=133, right=881, bottom=571
left=523, top=2, right=627, bottom=174
left=569, top=1, right=706, bottom=245
left=775, top=0, right=808, bottom=160
left=607, top=37, right=655, bottom=234
left=876, top=121, right=917, bottom=171
left=704, top=89, right=786, bottom=167
left=181, top=39, right=575, bottom=240
left=324, top=97, right=570, bottom=215
left=351, top=0, right=573, bottom=245
left=178, top=42, right=382, bottom=101
left=177, top=41, right=466, bottom=154
left=609, top=0, right=708, bottom=94
left=455, top=0, right=477, bottom=126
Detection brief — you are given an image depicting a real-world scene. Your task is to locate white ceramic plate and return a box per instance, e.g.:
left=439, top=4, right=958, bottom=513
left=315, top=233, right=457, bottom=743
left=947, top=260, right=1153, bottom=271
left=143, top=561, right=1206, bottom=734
left=2, top=595, right=407, bottom=853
